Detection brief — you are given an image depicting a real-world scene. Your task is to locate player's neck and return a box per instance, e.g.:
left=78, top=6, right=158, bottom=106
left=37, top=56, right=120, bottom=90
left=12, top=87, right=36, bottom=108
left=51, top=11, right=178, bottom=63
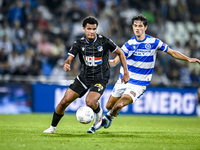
left=86, top=36, right=97, bottom=44
left=136, top=34, right=145, bottom=41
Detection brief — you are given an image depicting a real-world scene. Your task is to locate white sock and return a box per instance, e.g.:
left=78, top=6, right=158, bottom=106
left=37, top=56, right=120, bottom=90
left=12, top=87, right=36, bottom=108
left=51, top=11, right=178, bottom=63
left=107, top=111, right=115, bottom=120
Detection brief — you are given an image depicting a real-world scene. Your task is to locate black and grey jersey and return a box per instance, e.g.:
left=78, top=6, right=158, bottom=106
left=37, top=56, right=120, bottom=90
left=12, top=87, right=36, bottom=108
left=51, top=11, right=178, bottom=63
left=68, top=34, right=117, bottom=81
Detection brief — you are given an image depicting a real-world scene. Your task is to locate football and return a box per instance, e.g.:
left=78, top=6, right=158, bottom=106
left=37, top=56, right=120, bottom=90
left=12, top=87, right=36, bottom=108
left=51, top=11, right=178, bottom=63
left=76, top=106, right=94, bottom=124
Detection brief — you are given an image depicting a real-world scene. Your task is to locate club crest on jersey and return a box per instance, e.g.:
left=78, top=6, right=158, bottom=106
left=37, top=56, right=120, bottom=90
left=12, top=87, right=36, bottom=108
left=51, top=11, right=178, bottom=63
left=98, top=46, right=103, bottom=52
left=94, top=83, right=104, bottom=91
left=83, top=56, right=102, bottom=66
left=145, top=43, right=151, bottom=50
left=82, top=47, right=85, bottom=51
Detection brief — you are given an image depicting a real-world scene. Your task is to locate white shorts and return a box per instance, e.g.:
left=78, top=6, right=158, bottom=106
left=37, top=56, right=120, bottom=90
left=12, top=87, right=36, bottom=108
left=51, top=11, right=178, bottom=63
left=111, top=79, right=146, bottom=103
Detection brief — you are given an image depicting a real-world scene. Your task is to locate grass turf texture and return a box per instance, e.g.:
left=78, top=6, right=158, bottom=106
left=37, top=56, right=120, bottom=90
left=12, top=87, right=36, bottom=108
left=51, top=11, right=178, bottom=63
left=0, top=114, right=200, bottom=150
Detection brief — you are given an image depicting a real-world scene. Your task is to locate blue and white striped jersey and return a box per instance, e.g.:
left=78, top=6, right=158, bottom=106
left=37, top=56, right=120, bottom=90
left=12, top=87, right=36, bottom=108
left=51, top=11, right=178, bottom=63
left=120, top=34, right=169, bottom=86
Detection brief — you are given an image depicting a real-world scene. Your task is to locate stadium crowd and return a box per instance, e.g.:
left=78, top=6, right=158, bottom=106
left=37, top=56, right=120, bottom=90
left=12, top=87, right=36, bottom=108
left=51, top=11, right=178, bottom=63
left=0, top=0, right=199, bottom=87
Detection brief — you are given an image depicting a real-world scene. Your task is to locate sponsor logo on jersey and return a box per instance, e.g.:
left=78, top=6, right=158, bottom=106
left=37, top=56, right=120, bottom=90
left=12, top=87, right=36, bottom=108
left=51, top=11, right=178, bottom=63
left=94, top=83, right=104, bottom=91
left=83, top=56, right=102, bottom=66
left=98, top=46, right=103, bottom=52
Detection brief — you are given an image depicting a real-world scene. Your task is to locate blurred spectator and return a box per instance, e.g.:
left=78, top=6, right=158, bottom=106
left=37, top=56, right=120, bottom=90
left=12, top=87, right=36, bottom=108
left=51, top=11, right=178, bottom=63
left=166, top=59, right=181, bottom=86
left=167, top=3, right=178, bottom=22
left=45, top=0, right=62, bottom=14
left=22, top=49, right=33, bottom=68
left=32, top=26, right=43, bottom=44
left=0, top=47, right=10, bottom=74
left=183, top=42, right=191, bottom=57
left=159, top=0, right=169, bottom=19
left=187, top=32, right=196, bottom=49
left=36, top=1, right=53, bottom=21
left=14, top=37, right=28, bottom=54
left=36, top=12, right=48, bottom=30
left=58, top=26, right=70, bottom=49
left=8, top=50, right=24, bottom=73
left=142, top=1, right=156, bottom=24
left=27, top=53, right=42, bottom=76
left=0, top=35, right=13, bottom=55
left=51, top=58, right=67, bottom=77
left=173, top=41, right=184, bottom=54
left=7, top=0, right=25, bottom=26
left=49, top=38, right=66, bottom=67
left=187, top=0, right=200, bottom=22
left=151, top=66, right=170, bottom=86
left=179, top=62, right=192, bottom=86
left=66, top=3, right=86, bottom=23
left=175, top=0, right=190, bottom=21
left=191, top=40, right=199, bottom=58
left=0, top=21, right=12, bottom=39
left=21, top=0, right=38, bottom=8
left=10, top=19, right=25, bottom=43
left=0, top=0, right=13, bottom=16
left=51, top=38, right=66, bottom=59
left=37, top=35, right=52, bottom=57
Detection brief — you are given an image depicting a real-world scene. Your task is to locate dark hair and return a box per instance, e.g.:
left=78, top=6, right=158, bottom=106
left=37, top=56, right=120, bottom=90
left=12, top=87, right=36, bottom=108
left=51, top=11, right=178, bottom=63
left=82, top=16, right=98, bottom=27
left=132, top=14, right=148, bottom=26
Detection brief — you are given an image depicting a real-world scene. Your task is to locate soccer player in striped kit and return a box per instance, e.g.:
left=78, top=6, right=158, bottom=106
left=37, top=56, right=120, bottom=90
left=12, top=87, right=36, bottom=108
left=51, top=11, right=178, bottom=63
left=98, top=14, right=200, bottom=129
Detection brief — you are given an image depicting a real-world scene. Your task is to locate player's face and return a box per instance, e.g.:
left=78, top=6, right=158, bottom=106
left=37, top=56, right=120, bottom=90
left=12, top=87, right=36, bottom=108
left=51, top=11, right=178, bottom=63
left=83, top=23, right=97, bottom=42
left=132, top=20, right=147, bottom=39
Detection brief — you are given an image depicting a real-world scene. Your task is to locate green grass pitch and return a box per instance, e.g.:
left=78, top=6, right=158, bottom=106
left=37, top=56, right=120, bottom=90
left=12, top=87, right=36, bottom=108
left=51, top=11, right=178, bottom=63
left=0, top=114, right=200, bottom=150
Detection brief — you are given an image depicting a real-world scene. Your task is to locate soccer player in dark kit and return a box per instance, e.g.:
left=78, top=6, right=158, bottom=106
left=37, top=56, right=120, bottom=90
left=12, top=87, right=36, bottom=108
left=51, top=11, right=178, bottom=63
left=43, top=16, right=130, bottom=134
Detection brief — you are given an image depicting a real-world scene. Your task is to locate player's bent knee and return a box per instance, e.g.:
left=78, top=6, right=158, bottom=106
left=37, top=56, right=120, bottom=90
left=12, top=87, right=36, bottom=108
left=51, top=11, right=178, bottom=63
left=85, top=101, right=93, bottom=108
left=121, top=94, right=133, bottom=104
left=115, top=103, right=124, bottom=110
left=106, top=104, right=112, bottom=110
left=59, top=98, right=70, bottom=108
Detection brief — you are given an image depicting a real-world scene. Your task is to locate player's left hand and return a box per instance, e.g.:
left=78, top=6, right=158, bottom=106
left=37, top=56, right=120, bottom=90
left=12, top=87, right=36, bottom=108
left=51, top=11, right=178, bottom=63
left=63, top=63, right=71, bottom=71
left=121, top=72, right=130, bottom=84
left=188, top=58, right=200, bottom=64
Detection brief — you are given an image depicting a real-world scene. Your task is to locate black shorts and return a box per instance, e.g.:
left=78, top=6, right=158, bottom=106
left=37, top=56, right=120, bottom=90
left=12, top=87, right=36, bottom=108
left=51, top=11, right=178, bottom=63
left=69, top=75, right=108, bottom=97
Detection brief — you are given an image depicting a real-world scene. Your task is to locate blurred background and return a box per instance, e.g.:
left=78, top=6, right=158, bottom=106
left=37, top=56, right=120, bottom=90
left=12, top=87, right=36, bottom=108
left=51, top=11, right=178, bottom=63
left=0, top=0, right=199, bottom=115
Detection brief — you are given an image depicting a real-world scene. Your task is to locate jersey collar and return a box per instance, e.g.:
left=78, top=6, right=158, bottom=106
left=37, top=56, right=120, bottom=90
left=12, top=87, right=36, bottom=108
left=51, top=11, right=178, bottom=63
left=134, top=34, right=147, bottom=42
left=85, top=35, right=97, bottom=44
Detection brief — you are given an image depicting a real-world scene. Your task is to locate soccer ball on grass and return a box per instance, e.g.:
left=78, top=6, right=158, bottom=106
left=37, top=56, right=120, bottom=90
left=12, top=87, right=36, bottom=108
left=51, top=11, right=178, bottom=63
left=76, top=106, right=94, bottom=124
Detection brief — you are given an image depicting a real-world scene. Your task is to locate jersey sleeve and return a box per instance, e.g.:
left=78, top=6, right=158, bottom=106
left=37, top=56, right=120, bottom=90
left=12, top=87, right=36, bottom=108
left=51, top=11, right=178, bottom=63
left=156, top=39, right=169, bottom=52
left=121, top=42, right=130, bottom=57
left=106, top=38, right=118, bottom=53
left=68, top=41, right=80, bottom=57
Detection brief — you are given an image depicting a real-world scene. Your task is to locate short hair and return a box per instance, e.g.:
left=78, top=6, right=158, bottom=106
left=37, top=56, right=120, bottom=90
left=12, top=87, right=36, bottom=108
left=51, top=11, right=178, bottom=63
left=82, top=16, right=98, bottom=27
left=132, top=14, right=148, bottom=26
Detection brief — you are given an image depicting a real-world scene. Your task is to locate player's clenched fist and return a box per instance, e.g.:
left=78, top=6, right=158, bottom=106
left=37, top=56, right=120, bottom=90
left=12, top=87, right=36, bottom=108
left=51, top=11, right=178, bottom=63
left=63, top=63, right=71, bottom=71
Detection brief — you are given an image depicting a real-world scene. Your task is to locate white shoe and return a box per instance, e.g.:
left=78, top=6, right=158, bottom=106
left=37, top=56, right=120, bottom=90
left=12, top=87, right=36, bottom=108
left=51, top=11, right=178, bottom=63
left=43, top=126, right=56, bottom=133
left=93, top=107, right=103, bottom=129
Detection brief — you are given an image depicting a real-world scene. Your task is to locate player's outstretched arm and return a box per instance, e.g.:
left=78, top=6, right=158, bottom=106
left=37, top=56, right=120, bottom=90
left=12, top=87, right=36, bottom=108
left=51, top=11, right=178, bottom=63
left=167, top=48, right=200, bottom=64
left=63, top=55, right=74, bottom=71
left=114, top=47, right=130, bottom=83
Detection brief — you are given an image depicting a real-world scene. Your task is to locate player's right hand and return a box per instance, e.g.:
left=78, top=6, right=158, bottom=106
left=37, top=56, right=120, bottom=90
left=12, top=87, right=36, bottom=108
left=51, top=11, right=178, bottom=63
left=108, top=59, right=116, bottom=67
left=63, top=63, right=71, bottom=71
left=121, top=72, right=130, bottom=84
